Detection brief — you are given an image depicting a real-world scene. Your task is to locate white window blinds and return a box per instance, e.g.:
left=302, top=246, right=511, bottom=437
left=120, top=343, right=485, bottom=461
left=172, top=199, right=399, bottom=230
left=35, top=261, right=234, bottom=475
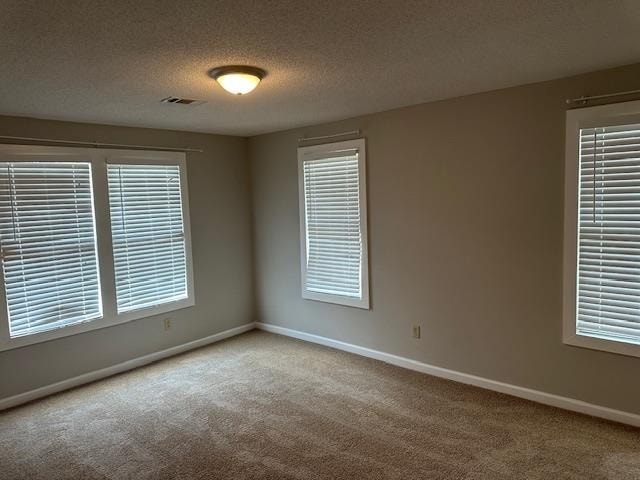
left=0, top=162, right=102, bottom=337
left=302, top=152, right=363, bottom=299
left=108, top=164, right=187, bottom=313
left=577, top=123, right=640, bottom=345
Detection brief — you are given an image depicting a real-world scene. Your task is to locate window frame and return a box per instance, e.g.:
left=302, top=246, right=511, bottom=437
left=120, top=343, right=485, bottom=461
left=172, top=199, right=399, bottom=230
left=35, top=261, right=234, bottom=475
left=563, top=100, right=640, bottom=358
left=297, top=138, right=370, bottom=309
left=0, top=144, right=194, bottom=352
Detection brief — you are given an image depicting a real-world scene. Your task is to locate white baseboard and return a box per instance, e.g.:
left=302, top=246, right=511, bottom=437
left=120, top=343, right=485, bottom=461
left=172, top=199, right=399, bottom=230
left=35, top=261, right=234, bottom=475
left=255, top=322, right=640, bottom=428
left=0, top=322, right=256, bottom=411
left=5, top=320, right=638, bottom=428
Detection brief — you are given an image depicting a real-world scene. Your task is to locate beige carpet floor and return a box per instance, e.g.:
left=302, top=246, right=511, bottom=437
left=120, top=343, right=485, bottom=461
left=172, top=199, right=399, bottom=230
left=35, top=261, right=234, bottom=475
left=0, top=330, right=638, bottom=480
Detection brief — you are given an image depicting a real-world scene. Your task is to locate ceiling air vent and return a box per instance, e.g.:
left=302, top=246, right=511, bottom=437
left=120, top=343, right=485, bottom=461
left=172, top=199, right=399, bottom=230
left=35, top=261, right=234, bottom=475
left=160, top=97, right=205, bottom=106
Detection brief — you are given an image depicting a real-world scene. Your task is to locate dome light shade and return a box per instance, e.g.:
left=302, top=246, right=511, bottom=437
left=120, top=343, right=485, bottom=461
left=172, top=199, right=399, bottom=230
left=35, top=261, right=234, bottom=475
left=216, top=73, right=260, bottom=95
left=208, top=66, right=266, bottom=95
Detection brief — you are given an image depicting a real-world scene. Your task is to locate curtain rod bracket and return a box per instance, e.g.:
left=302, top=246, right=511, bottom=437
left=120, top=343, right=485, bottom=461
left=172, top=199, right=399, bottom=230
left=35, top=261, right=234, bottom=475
left=566, top=96, right=588, bottom=106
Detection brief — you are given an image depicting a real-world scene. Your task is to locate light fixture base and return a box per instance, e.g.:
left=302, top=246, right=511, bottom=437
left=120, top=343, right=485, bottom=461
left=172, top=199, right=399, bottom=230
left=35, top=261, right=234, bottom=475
left=208, top=65, right=266, bottom=80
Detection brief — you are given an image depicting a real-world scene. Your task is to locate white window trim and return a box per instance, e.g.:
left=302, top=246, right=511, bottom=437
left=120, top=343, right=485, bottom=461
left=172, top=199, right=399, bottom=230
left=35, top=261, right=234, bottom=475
left=563, top=100, right=640, bottom=358
left=297, top=138, right=370, bottom=309
left=0, top=144, right=194, bottom=352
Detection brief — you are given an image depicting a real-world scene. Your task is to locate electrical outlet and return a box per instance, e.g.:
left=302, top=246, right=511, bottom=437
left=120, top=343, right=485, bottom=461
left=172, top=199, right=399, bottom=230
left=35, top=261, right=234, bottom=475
left=412, top=325, right=421, bottom=339
left=163, top=318, right=171, bottom=331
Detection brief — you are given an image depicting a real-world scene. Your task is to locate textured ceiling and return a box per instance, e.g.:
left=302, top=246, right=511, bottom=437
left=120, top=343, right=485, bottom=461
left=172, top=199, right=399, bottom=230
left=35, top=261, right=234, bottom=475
left=1, top=0, right=640, bottom=136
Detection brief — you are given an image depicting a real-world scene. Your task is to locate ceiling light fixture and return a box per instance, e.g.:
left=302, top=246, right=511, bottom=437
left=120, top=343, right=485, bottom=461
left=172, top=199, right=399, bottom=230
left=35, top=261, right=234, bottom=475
left=208, top=66, right=266, bottom=95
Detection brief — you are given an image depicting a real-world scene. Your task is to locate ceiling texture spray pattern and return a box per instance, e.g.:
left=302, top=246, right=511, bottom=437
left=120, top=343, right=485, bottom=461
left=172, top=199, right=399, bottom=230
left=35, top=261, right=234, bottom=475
left=1, top=0, right=640, bottom=136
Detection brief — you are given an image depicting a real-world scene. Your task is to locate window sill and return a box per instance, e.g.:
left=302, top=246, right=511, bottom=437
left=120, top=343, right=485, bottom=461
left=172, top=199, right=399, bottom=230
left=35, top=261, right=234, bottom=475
left=302, top=289, right=370, bottom=309
left=563, top=331, right=640, bottom=359
left=0, top=297, right=195, bottom=352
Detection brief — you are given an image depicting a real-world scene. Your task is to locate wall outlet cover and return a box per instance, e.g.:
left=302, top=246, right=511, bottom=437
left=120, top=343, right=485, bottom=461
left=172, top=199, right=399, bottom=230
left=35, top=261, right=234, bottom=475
left=412, top=325, right=420, bottom=339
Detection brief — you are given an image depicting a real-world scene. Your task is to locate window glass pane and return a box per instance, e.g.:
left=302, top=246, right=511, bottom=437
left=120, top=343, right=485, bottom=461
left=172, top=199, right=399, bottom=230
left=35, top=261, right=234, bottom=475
left=303, top=153, right=362, bottom=298
left=577, top=123, right=640, bottom=345
left=107, top=164, right=187, bottom=313
left=0, top=162, right=102, bottom=337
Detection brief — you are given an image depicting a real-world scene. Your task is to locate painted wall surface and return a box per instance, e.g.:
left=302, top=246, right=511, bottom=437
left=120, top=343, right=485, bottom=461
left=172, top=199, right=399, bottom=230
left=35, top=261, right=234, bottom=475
left=249, top=63, right=640, bottom=415
left=0, top=116, right=253, bottom=398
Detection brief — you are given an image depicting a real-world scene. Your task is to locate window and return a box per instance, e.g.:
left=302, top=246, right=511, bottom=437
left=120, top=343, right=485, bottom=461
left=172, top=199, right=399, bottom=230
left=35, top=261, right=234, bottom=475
left=564, top=100, right=640, bottom=357
left=298, top=138, right=369, bottom=308
left=0, top=162, right=101, bottom=337
left=108, top=164, right=188, bottom=313
left=0, top=145, right=193, bottom=351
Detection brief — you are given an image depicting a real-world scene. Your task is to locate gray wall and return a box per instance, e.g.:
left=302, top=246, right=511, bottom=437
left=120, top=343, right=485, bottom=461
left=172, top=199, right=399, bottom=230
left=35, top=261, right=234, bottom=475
left=249, top=63, right=640, bottom=415
left=0, top=116, right=254, bottom=399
